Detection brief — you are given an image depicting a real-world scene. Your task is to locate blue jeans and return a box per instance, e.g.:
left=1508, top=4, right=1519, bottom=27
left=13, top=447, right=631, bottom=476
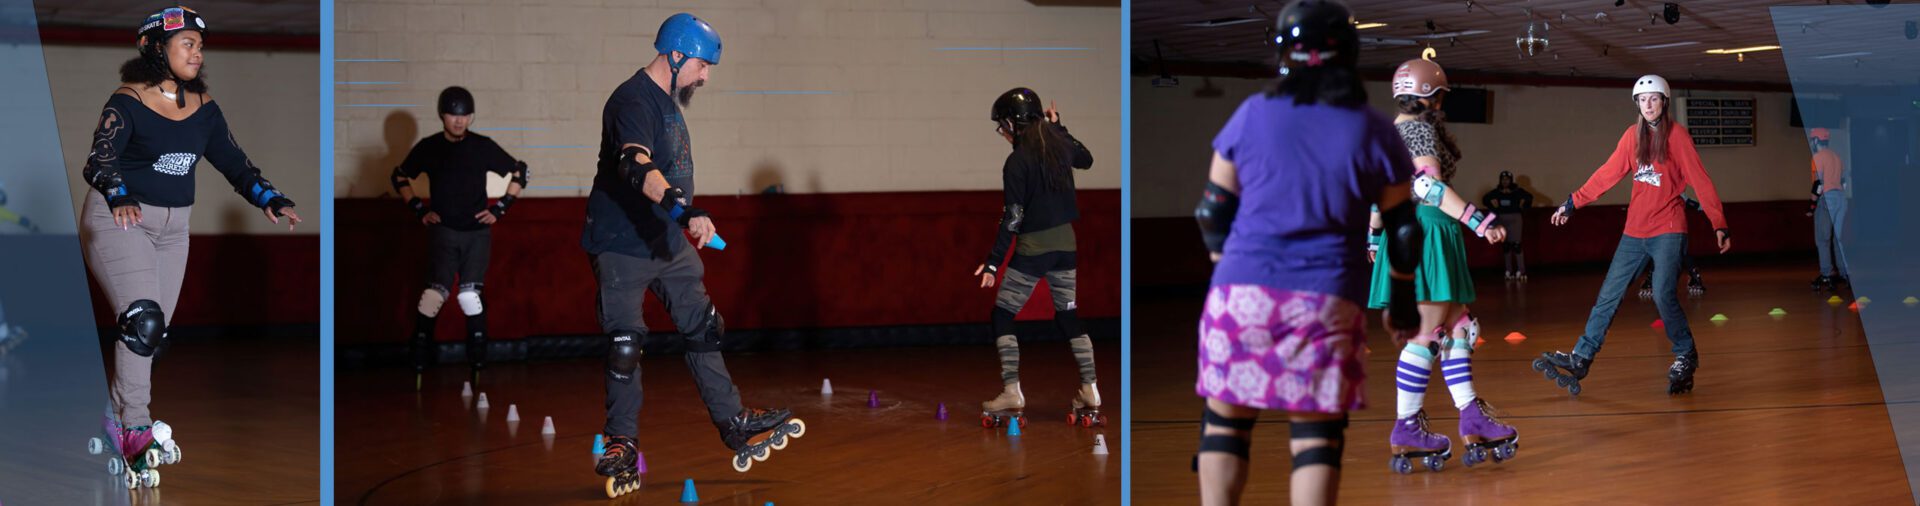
left=1574, top=233, right=1696, bottom=359
left=1814, top=193, right=1850, bottom=277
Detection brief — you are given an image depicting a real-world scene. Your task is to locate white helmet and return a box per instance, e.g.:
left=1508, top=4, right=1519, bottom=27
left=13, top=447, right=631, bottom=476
left=1631, top=74, right=1670, bottom=100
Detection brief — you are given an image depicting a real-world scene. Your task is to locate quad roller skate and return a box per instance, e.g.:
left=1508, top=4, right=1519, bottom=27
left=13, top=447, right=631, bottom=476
left=980, top=382, right=1027, bottom=429
left=595, top=435, right=642, bottom=498
left=1532, top=351, right=1591, bottom=396
left=1067, top=382, right=1105, bottom=427
left=724, top=407, right=806, bottom=473
left=1668, top=352, right=1698, bottom=395
left=1637, top=275, right=1654, bottom=299
left=1687, top=269, right=1705, bottom=296
left=87, top=415, right=179, bottom=489
left=1388, top=410, right=1451, bottom=474
left=1458, top=399, right=1519, bottom=467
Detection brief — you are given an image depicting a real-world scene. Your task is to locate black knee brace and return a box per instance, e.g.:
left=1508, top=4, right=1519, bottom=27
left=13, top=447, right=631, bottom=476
left=606, top=330, right=643, bottom=384
left=684, top=306, right=724, bottom=353
left=118, top=299, right=168, bottom=358
left=1191, top=405, right=1257, bottom=472
left=991, top=307, right=1017, bottom=338
left=1289, top=418, right=1348, bottom=470
left=1054, top=309, right=1083, bottom=339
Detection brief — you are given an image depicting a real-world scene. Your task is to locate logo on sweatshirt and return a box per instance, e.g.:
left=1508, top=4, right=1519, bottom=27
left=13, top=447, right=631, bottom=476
left=1632, top=164, right=1662, bottom=187
left=153, top=153, right=197, bottom=176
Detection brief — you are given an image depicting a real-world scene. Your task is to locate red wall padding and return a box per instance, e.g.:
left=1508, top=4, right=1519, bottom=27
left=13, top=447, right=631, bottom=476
left=336, top=190, right=1120, bottom=345
left=1135, top=200, right=1816, bottom=287
left=87, top=235, right=320, bottom=326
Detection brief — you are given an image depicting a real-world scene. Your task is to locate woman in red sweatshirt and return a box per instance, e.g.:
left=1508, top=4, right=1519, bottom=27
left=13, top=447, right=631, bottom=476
left=1532, top=74, right=1731, bottom=397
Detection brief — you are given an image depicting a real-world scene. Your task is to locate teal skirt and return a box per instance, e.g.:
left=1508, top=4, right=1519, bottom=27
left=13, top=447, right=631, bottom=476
left=1367, top=205, right=1475, bottom=308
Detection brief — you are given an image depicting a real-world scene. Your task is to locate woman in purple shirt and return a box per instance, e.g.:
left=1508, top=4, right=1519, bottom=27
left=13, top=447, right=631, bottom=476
left=1191, top=1, right=1424, bottom=503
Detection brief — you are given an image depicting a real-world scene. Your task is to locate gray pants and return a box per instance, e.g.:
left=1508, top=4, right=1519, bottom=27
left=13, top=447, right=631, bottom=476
left=594, top=246, right=743, bottom=439
left=1814, top=193, right=1850, bottom=278
left=81, top=194, right=189, bottom=426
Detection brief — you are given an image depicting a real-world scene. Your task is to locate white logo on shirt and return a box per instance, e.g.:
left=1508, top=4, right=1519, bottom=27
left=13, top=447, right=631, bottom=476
left=153, top=153, right=196, bottom=176
left=1632, top=164, right=1662, bottom=187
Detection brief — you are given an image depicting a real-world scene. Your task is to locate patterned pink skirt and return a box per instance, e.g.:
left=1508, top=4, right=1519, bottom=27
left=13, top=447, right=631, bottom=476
left=1196, top=285, right=1368, bottom=413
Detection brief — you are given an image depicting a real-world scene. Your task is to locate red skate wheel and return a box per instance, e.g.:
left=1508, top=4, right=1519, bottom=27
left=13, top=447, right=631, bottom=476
left=980, top=415, right=994, bottom=428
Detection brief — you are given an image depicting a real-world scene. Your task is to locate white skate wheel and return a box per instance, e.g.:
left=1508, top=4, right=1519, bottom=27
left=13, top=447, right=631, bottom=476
left=732, top=455, right=752, bottom=472
left=162, top=440, right=182, bottom=464
left=107, top=456, right=123, bottom=476
left=769, top=433, right=788, bottom=451
left=88, top=437, right=105, bottom=455
left=603, top=477, right=620, bottom=498
left=751, top=444, right=770, bottom=462
left=145, top=469, right=160, bottom=488
left=145, top=448, right=162, bottom=468
left=787, top=418, right=806, bottom=438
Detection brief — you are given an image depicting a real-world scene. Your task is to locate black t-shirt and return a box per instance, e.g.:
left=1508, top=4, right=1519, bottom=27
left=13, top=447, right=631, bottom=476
left=583, top=70, right=696, bottom=258
left=88, top=93, right=273, bottom=208
left=399, top=133, right=519, bottom=231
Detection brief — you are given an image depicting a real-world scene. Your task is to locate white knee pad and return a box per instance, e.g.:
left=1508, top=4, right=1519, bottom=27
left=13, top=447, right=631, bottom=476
left=418, top=287, right=447, bottom=317
left=457, top=289, right=483, bottom=315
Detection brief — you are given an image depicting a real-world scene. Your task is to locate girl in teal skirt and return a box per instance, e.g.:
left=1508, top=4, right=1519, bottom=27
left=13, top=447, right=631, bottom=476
left=1366, top=58, right=1520, bottom=472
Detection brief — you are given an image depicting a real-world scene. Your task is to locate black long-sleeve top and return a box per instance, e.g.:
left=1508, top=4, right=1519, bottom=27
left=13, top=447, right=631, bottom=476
left=82, top=91, right=288, bottom=209
left=984, top=123, right=1094, bottom=269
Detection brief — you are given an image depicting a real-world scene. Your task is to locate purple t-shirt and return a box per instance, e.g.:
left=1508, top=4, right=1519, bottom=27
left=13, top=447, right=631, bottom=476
left=1209, top=94, right=1413, bottom=303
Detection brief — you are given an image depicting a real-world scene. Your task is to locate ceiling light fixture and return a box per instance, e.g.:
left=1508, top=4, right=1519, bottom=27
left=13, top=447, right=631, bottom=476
left=1704, top=45, right=1781, bottom=54
left=1813, top=51, right=1871, bottom=60
left=1634, top=41, right=1700, bottom=50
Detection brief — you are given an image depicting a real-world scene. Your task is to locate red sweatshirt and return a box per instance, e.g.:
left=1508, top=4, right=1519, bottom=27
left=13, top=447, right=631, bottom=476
left=1570, top=123, right=1728, bottom=239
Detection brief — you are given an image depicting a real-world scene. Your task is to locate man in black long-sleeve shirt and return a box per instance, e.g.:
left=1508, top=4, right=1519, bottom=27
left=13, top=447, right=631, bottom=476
left=393, top=86, right=527, bottom=377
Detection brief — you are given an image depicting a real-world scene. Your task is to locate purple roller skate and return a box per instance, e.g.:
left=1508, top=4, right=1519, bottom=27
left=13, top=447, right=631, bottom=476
left=1458, top=398, right=1519, bottom=467
left=1388, top=410, right=1451, bottom=474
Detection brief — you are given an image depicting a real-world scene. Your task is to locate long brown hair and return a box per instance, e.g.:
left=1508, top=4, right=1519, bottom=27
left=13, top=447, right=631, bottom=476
left=1013, top=121, right=1075, bottom=191
left=1634, top=100, right=1672, bottom=166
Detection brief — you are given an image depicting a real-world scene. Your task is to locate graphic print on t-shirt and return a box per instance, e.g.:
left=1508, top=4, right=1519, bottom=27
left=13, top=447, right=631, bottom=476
left=153, top=153, right=197, bottom=176
left=1632, top=164, right=1662, bottom=187
left=661, top=110, right=693, bottom=180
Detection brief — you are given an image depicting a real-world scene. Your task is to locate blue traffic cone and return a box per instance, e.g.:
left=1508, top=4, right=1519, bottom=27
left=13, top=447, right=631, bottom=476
left=1007, top=415, right=1022, bottom=436
left=680, top=478, right=699, bottom=502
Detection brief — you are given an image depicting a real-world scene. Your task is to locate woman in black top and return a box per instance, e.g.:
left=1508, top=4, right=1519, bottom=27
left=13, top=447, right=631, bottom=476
left=970, top=88, right=1101, bottom=428
left=78, top=6, right=300, bottom=488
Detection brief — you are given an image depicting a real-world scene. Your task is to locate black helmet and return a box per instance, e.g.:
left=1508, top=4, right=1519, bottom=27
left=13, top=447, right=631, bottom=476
left=992, top=88, right=1044, bottom=128
left=438, top=86, right=475, bottom=116
left=1274, top=0, right=1359, bottom=72
left=137, top=6, right=207, bottom=52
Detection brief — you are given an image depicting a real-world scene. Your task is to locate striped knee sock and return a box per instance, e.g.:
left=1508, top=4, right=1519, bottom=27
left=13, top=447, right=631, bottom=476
left=1443, top=337, right=1478, bottom=410
left=1395, top=341, right=1436, bottom=419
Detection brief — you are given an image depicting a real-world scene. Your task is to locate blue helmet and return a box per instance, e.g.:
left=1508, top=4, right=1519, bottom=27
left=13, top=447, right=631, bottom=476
left=655, top=13, right=721, bottom=67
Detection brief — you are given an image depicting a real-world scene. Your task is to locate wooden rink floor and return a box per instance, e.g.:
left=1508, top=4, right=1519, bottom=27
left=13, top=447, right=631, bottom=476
left=1131, top=261, right=1914, bottom=503
left=95, top=336, right=321, bottom=506
left=336, top=342, right=1121, bottom=504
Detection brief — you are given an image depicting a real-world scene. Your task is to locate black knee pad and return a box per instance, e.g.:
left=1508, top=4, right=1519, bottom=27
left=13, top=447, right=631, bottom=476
left=684, top=306, right=724, bottom=353
left=118, top=299, right=168, bottom=358
left=1054, top=309, right=1083, bottom=339
left=606, top=330, right=643, bottom=384
left=1289, top=418, right=1348, bottom=470
left=991, top=307, right=1017, bottom=338
left=1191, top=405, right=1257, bottom=472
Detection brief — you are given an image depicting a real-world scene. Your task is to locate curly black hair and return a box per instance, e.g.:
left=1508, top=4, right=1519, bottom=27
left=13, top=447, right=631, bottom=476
left=119, top=31, right=207, bottom=107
